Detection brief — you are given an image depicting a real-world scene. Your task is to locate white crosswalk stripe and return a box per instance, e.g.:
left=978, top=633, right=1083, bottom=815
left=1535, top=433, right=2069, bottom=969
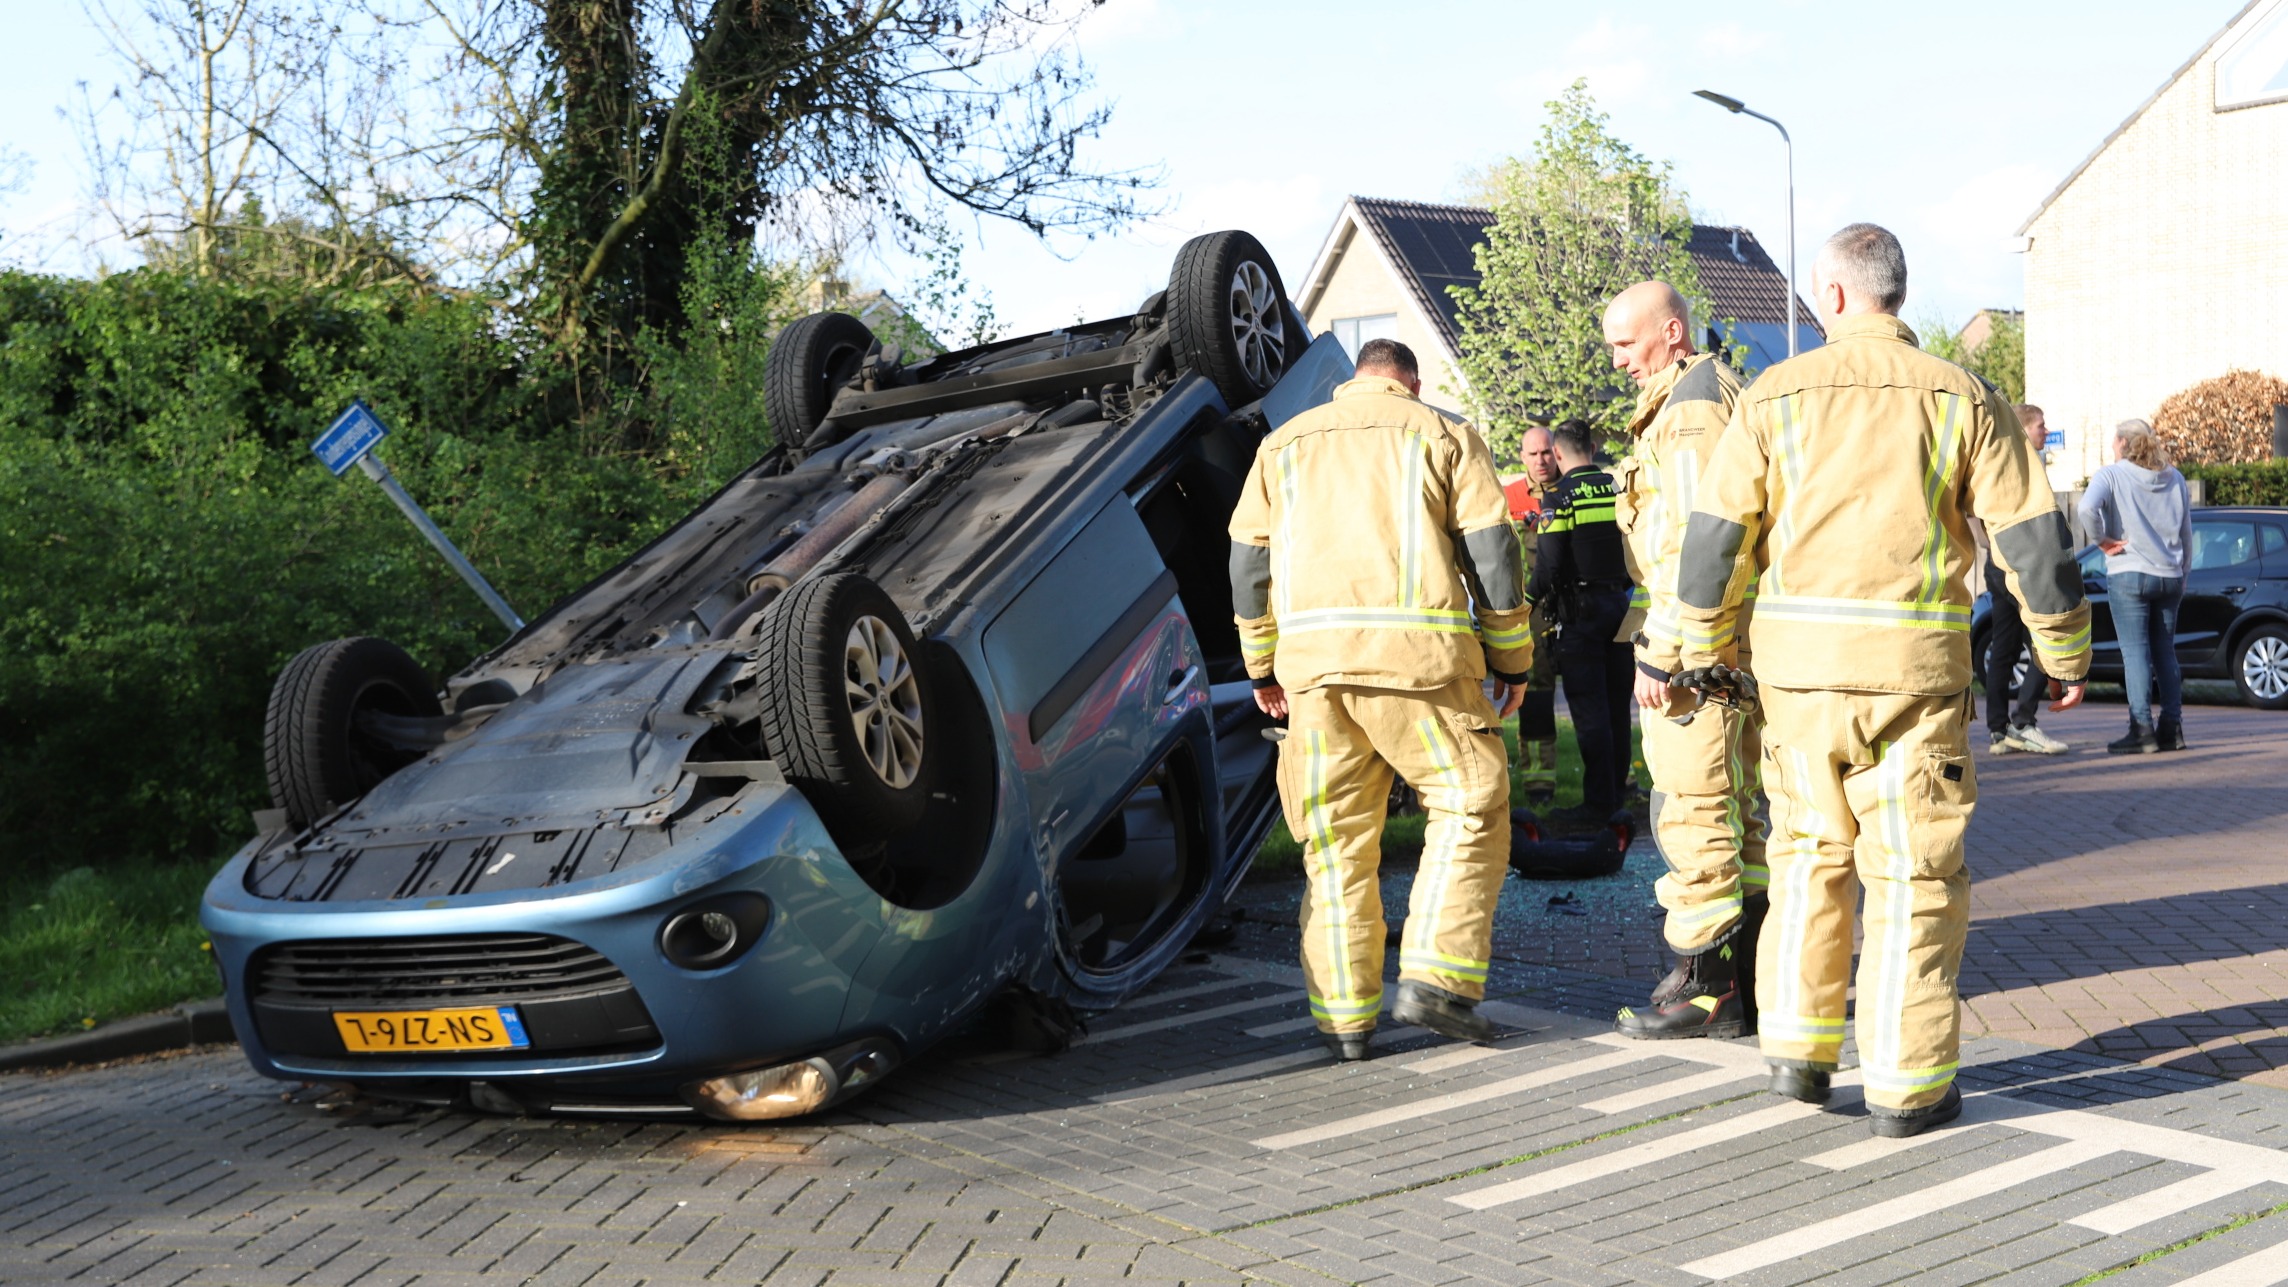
left=1251, top=1048, right=1654, bottom=1149
left=1178, top=961, right=2288, bottom=1279
left=2075, top=1170, right=2268, bottom=1236
left=1681, top=1138, right=2119, bottom=1279
left=1449, top=1095, right=1844, bottom=1210
left=1578, top=1067, right=1760, bottom=1115
left=2172, top=1242, right=2288, bottom=1286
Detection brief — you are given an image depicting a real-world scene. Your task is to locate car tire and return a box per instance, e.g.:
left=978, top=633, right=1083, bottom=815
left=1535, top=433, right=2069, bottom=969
left=264, top=637, right=441, bottom=829
left=2232, top=623, right=2288, bottom=709
left=1166, top=230, right=1293, bottom=407
left=764, top=311, right=875, bottom=444
left=756, top=573, right=933, bottom=839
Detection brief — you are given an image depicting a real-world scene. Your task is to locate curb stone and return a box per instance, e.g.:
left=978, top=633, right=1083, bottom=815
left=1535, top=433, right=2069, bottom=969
left=0, top=999, right=234, bottom=1072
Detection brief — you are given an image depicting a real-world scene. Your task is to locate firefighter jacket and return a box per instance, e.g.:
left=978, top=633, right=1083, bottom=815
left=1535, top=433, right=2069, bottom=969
left=1523, top=465, right=1630, bottom=622
left=1660, top=314, right=2091, bottom=694
left=1616, top=353, right=1747, bottom=659
left=1229, top=376, right=1533, bottom=691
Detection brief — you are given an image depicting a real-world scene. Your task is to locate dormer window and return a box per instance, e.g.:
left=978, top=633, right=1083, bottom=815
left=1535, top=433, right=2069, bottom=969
left=2216, top=1, right=2288, bottom=110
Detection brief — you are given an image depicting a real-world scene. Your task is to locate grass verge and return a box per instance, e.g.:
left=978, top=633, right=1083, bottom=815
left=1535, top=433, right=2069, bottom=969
left=0, top=860, right=224, bottom=1046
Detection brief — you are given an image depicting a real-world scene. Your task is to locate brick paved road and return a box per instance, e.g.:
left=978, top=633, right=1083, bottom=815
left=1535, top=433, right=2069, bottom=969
left=5, top=696, right=2287, bottom=1285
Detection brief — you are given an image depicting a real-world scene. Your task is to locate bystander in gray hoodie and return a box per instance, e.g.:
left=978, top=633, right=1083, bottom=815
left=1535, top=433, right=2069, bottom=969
left=2078, top=440, right=2192, bottom=580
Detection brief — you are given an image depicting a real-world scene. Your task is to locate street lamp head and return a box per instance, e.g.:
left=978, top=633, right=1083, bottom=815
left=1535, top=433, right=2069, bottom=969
left=1693, top=89, right=1746, bottom=113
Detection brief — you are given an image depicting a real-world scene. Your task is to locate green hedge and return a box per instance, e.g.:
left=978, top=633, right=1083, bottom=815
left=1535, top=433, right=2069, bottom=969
left=2183, top=459, right=2288, bottom=507
left=0, top=268, right=775, bottom=872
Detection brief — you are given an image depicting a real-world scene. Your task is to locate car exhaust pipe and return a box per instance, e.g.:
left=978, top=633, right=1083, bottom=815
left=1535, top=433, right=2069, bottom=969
left=708, top=471, right=911, bottom=641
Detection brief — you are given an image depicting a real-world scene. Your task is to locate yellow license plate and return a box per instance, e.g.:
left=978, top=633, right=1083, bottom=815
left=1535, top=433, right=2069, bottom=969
left=332, top=1006, right=531, bottom=1053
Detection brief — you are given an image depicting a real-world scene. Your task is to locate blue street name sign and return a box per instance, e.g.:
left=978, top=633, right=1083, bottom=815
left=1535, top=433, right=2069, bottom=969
left=313, top=400, right=390, bottom=476
left=2044, top=430, right=2064, bottom=450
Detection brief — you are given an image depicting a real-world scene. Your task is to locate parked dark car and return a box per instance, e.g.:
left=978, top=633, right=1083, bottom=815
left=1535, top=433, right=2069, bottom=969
left=1973, top=505, right=2288, bottom=709
left=202, top=230, right=1357, bottom=1120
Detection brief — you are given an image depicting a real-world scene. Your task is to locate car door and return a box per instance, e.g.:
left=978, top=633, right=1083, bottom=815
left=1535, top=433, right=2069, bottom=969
left=2077, top=545, right=2118, bottom=678
left=2180, top=517, right=2261, bottom=670
left=982, top=496, right=1205, bottom=870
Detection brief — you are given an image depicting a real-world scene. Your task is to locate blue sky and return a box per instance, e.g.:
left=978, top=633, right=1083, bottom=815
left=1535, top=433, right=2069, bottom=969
left=0, top=1, right=2245, bottom=339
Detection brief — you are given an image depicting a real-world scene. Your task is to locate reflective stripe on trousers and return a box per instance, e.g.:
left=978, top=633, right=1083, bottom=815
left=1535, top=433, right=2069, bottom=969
left=1280, top=678, right=1512, bottom=1032
left=1645, top=697, right=1768, bottom=952
left=1753, top=686, right=1973, bottom=1111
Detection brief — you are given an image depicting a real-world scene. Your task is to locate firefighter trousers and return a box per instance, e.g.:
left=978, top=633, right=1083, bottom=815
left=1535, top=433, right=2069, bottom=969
left=1643, top=701, right=1768, bottom=953
left=1755, top=686, right=1975, bottom=1112
left=1281, top=677, right=1513, bottom=1033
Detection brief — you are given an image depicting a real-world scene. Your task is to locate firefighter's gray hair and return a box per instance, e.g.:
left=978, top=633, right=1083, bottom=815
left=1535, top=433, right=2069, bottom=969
left=1818, top=222, right=1908, bottom=313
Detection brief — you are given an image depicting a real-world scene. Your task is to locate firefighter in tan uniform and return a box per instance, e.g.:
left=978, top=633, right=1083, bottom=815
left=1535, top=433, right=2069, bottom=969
left=1658, top=224, right=2090, bottom=1137
left=1600, top=282, right=1770, bottom=1041
left=1229, top=338, right=1533, bottom=1061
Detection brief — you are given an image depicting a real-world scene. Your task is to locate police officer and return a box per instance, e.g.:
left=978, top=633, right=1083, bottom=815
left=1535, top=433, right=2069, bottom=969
left=1230, top=338, right=1532, bottom=1060
left=1523, top=420, right=1634, bottom=824
left=1597, top=282, right=1769, bottom=1041
left=1514, top=425, right=1565, bottom=806
left=1658, top=224, right=2090, bottom=1137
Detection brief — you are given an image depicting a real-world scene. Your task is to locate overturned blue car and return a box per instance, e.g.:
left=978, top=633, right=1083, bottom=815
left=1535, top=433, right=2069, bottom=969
left=201, top=231, right=1350, bottom=1120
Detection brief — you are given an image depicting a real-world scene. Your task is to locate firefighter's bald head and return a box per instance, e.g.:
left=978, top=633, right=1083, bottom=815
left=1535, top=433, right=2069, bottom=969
left=1602, top=282, right=1695, bottom=385
left=1813, top=222, right=1908, bottom=318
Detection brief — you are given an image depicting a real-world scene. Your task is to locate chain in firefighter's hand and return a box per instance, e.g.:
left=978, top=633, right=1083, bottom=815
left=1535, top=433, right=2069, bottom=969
left=1670, top=663, right=1760, bottom=714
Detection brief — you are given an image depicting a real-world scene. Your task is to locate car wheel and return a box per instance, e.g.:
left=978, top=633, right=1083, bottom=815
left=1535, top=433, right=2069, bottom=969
left=756, top=573, right=933, bottom=838
left=264, top=637, right=441, bottom=829
left=1166, top=230, right=1292, bottom=407
left=764, top=311, right=875, bottom=445
left=2233, top=624, right=2288, bottom=709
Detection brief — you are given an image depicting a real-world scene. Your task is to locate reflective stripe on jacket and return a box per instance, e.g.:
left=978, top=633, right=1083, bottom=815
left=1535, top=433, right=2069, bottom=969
left=1616, top=353, right=1749, bottom=660
left=1228, top=376, right=1532, bottom=691
left=1523, top=465, right=1629, bottom=618
left=1660, top=314, right=2090, bottom=693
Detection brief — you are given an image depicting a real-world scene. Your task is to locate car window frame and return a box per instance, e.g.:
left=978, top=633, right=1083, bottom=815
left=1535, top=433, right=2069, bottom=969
left=2191, top=518, right=2262, bottom=573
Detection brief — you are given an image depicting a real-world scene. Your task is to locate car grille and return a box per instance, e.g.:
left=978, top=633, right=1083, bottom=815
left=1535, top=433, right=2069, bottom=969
left=252, top=933, right=629, bottom=1005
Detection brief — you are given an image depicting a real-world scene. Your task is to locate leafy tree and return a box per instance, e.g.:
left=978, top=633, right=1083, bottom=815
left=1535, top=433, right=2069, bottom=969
left=1449, top=80, right=1712, bottom=455
left=1920, top=310, right=2026, bottom=405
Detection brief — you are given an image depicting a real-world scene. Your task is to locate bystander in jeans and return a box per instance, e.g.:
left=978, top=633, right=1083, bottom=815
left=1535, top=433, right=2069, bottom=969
left=2078, top=418, right=2193, bottom=754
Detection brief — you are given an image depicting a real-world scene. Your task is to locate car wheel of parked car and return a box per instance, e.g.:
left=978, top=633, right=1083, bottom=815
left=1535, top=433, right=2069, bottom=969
left=764, top=311, right=875, bottom=443
left=757, top=573, right=933, bottom=838
left=2233, top=623, right=2288, bottom=709
left=263, top=636, right=441, bottom=829
left=1166, top=230, right=1291, bottom=407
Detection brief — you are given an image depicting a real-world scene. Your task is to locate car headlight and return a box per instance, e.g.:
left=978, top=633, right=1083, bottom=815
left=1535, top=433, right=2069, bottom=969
left=684, top=1037, right=901, bottom=1121
left=658, top=892, right=771, bottom=970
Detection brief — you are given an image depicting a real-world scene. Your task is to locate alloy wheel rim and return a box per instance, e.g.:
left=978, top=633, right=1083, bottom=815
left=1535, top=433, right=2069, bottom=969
left=2245, top=635, right=2288, bottom=702
left=1227, top=260, right=1286, bottom=388
left=844, top=616, right=924, bottom=788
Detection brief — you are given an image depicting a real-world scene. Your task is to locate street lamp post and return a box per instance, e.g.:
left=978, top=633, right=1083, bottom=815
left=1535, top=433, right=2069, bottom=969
left=1693, top=90, right=1797, bottom=359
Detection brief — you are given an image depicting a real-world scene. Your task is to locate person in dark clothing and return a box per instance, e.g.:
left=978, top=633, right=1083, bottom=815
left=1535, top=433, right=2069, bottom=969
left=1980, top=404, right=2070, bottom=756
left=1524, top=420, right=1636, bottom=822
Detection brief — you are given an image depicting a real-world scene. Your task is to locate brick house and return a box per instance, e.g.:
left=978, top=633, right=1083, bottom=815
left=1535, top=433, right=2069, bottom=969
left=1294, top=196, right=1821, bottom=415
left=2020, top=0, right=2288, bottom=483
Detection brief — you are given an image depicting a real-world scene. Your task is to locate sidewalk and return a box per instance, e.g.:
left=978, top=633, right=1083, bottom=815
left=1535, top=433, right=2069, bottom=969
left=2, top=696, right=2285, bottom=1285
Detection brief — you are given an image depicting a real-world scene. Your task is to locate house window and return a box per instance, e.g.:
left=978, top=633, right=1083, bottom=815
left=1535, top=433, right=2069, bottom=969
left=2216, top=3, right=2288, bottom=110
left=1329, top=314, right=1399, bottom=361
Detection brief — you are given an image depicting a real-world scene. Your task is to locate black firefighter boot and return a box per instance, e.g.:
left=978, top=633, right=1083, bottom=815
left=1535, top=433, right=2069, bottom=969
left=1614, top=918, right=1748, bottom=1040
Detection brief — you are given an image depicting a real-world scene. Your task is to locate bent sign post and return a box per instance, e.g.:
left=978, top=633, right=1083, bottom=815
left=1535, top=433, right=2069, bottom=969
left=312, top=401, right=525, bottom=633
